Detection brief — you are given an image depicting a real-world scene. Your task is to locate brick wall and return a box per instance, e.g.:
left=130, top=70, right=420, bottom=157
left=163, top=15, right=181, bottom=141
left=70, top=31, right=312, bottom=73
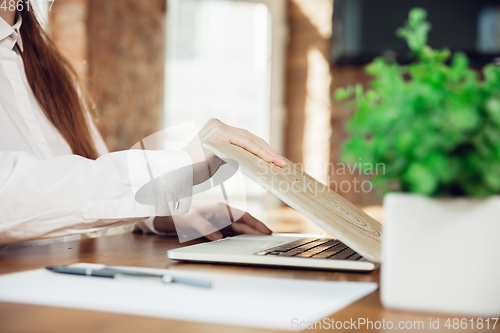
left=49, top=0, right=167, bottom=152
left=285, top=0, right=381, bottom=205
left=49, top=0, right=88, bottom=81
left=87, top=0, right=167, bottom=151
left=285, top=0, right=333, bottom=185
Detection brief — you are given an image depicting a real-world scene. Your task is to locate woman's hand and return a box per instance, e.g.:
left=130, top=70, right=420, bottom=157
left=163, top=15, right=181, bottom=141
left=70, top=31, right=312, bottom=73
left=153, top=203, right=272, bottom=241
left=184, top=119, right=285, bottom=185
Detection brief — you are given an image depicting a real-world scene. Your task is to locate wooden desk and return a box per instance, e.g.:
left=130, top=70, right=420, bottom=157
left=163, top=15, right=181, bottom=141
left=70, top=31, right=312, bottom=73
left=0, top=208, right=492, bottom=333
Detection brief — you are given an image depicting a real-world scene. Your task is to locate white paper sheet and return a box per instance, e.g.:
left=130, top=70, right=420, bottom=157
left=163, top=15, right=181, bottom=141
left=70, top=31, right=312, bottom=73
left=0, top=263, right=377, bottom=331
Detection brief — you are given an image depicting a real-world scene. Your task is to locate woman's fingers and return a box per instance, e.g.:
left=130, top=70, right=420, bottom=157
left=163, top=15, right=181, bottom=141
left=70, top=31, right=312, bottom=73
left=152, top=216, right=177, bottom=233
left=207, top=204, right=273, bottom=235
left=237, top=212, right=273, bottom=235
left=228, top=133, right=274, bottom=163
left=229, top=130, right=285, bottom=167
left=231, top=221, right=266, bottom=235
left=254, top=135, right=284, bottom=165
left=181, top=211, right=223, bottom=241
left=182, top=203, right=273, bottom=241
left=200, top=119, right=285, bottom=167
left=205, top=231, right=223, bottom=241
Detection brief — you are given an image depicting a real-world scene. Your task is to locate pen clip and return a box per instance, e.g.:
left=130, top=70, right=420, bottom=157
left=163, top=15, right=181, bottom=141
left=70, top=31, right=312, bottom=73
left=104, top=266, right=212, bottom=288
left=113, top=273, right=163, bottom=284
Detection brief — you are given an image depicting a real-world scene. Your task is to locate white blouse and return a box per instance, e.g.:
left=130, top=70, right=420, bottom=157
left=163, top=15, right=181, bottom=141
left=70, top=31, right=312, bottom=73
left=0, top=14, right=192, bottom=249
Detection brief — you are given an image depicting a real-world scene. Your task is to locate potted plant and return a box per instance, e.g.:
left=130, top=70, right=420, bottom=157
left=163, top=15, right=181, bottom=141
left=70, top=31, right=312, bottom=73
left=335, top=8, right=500, bottom=316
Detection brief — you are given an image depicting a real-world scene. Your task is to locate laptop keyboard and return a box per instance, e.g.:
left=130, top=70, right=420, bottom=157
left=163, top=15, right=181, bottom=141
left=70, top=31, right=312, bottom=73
left=255, top=238, right=367, bottom=261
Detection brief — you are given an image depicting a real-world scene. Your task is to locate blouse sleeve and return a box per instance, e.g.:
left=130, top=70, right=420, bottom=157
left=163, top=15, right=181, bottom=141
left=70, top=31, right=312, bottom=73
left=0, top=149, right=192, bottom=245
left=84, top=113, right=176, bottom=237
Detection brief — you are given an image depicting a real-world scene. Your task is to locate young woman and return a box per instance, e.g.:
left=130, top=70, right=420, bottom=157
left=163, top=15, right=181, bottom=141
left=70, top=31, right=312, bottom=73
left=0, top=7, right=284, bottom=249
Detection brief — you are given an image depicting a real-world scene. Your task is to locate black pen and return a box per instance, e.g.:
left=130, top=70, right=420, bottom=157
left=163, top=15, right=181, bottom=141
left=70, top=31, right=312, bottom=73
left=46, top=266, right=212, bottom=288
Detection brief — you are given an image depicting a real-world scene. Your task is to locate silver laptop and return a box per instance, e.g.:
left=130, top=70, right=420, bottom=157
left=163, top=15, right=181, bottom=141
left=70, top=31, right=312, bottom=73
left=168, top=142, right=383, bottom=272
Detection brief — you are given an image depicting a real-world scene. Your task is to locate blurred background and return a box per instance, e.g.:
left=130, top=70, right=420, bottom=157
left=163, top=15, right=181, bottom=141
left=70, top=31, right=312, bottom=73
left=44, top=0, right=500, bottom=221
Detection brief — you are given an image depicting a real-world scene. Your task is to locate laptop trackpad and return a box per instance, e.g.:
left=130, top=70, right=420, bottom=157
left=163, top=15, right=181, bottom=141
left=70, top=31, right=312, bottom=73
left=209, top=238, right=286, bottom=249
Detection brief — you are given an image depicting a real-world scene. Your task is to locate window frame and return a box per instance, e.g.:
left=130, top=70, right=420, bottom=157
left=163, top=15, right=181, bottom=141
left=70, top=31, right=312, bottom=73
left=164, top=0, right=288, bottom=209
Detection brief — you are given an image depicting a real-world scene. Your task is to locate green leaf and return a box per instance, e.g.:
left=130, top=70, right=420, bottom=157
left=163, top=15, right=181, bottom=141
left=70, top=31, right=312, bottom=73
left=334, top=87, right=353, bottom=101
left=450, top=52, right=468, bottom=81
left=397, top=8, right=431, bottom=54
left=395, top=130, right=417, bottom=155
left=462, top=182, right=492, bottom=198
left=483, top=170, right=500, bottom=192
left=403, top=162, right=438, bottom=195
left=484, top=65, right=500, bottom=85
left=422, top=153, right=452, bottom=183
left=354, top=84, right=364, bottom=100
left=365, top=58, right=387, bottom=76
left=483, top=123, right=500, bottom=145
left=448, top=107, right=480, bottom=131
left=409, top=8, right=427, bottom=26
left=396, top=27, right=408, bottom=39
left=485, top=97, right=500, bottom=126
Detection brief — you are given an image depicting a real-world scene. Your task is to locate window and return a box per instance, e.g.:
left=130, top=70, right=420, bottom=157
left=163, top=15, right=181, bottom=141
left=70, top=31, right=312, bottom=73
left=164, top=0, right=286, bottom=217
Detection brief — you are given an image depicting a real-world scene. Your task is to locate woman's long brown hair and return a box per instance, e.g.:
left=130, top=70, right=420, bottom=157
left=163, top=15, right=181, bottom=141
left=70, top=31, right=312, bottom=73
left=19, top=8, right=99, bottom=159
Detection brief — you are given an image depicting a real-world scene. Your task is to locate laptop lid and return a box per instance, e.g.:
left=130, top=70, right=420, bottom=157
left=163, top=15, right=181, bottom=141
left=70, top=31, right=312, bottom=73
left=204, top=141, right=383, bottom=263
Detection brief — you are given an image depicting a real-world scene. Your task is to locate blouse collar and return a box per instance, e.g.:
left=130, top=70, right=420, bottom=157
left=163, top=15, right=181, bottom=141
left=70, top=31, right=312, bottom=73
left=0, top=12, right=24, bottom=52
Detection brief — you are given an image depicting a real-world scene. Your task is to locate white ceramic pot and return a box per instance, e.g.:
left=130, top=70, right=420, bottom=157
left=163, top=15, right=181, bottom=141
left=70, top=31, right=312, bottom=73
left=381, top=193, right=500, bottom=316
